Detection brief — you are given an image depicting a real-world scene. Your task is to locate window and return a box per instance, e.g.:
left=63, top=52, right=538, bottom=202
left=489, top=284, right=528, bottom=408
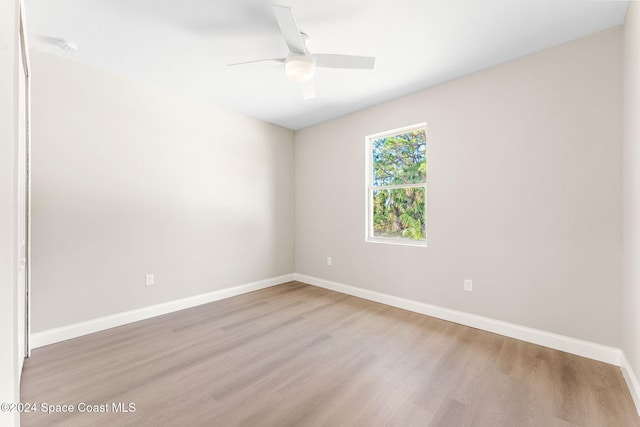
left=366, top=124, right=427, bottom=246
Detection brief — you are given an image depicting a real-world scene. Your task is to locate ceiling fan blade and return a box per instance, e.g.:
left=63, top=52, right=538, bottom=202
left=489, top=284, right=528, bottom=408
left=314, top=54, right=375, bottom=70
left=272, top=5, right=306, bottom=54
left=227, top=58, right=285, bottom=66
left=300, top=80, right=316, bottom=100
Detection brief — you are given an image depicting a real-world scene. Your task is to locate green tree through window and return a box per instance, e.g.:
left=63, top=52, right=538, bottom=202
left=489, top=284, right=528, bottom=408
left=367, top=125, right=427, bottom=244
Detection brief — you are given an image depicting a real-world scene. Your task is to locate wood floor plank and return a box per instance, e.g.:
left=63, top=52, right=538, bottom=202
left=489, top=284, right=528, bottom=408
left=20, top=282, right=640, bottom=426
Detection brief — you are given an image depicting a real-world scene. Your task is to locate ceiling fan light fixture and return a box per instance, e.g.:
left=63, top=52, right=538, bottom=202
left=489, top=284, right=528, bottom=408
left=285, top=55, right=315, bottom=82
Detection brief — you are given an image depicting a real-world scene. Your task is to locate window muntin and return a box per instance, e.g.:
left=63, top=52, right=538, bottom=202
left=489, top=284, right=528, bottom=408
left=366, top=124, right=427, bottom=246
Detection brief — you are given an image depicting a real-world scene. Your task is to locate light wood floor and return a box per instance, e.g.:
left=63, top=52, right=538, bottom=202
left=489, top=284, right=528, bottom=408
left=21, top=282, right=639, bottom=426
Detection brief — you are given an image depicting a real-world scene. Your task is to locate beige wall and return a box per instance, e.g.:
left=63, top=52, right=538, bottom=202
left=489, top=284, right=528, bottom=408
left=0, top=0, right=21, bottom=425
left=30, top=50, right=295, bottom=331
left=623, top=2, right=640, bottom=379
left=295, top=28, right=623, bottom=347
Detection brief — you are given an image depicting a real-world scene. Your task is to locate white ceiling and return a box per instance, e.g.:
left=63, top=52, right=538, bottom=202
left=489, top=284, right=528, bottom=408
left=25, top=0, right=628, bottom=130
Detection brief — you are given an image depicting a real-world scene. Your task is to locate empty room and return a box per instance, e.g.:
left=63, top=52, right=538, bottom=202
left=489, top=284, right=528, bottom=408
left=3, top=0, right=640, bottom=425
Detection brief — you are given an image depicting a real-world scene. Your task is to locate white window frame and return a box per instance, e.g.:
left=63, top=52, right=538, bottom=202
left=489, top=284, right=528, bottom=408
left=365, top=123, right=427, bottom=247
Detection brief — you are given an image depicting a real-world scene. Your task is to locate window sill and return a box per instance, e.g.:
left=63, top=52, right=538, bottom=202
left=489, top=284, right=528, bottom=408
left=366, top=237, right=427, bottom=248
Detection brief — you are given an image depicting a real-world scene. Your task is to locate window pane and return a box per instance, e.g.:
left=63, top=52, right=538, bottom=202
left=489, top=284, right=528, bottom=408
left=372, top=129, right=426, bottom=186
left=372, top=187, right=426, bottom=241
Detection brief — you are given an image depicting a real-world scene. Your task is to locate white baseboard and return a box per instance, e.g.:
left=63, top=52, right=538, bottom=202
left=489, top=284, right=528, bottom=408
left=294, top=274, right=622, bottom=366
left=31, top=271, right=623, bottom=368
left=621, top=352, right=640, bottom=416
left=31, top=274, right=295, bottom=349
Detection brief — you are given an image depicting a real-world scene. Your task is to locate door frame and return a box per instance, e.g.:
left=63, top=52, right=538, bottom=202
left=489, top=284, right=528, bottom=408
left=18, top=0, right=31, bottom=359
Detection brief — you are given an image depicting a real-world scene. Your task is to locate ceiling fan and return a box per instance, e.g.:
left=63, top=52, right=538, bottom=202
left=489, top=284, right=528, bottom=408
left=227, top=4, right=375, bottom=100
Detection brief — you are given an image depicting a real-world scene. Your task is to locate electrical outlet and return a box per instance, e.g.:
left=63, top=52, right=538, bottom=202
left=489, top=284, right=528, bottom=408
left=327, top=256, right=332, bottom=266
left=464, top=279, right=472, bottom=292
left=145, top=273, right=155, bottom=286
